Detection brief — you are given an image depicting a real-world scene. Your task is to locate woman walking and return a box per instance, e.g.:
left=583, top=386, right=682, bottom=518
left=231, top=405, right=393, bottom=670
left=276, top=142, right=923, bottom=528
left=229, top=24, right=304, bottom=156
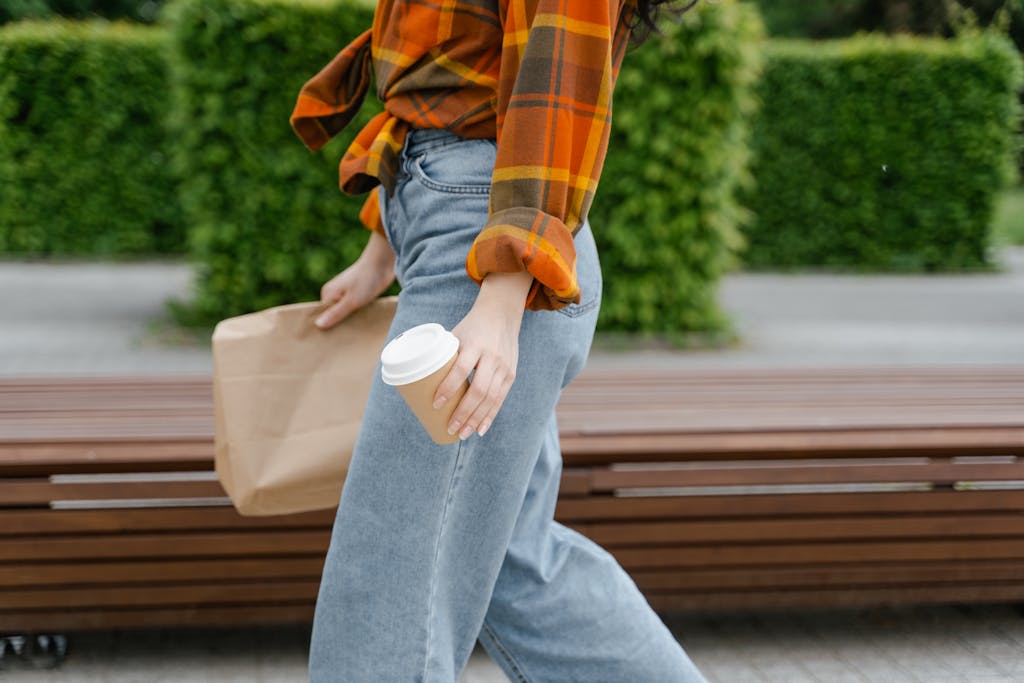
left=290, top=1, right=710, bottom=680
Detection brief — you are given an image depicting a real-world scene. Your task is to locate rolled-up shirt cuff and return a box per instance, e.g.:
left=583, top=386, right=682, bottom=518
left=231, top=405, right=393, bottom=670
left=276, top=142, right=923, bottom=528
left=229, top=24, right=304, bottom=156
left=465, top=207, right=581, bottom=311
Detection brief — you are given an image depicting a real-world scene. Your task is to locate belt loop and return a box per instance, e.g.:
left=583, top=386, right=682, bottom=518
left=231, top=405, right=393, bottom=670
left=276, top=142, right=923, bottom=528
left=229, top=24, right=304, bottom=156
left=404, top=127, right=461, bottom=158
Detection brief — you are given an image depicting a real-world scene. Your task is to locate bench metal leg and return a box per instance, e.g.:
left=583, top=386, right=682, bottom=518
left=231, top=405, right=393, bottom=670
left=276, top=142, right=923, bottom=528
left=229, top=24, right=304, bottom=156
left=0, top=634, right=68, bottom=670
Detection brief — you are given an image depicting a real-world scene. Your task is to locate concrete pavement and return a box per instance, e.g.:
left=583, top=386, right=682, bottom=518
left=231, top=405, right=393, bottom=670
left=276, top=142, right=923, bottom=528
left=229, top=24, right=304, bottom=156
left=1, top=247, right=1022, bottom=377
left=4, top=603, right=1024, bottom=682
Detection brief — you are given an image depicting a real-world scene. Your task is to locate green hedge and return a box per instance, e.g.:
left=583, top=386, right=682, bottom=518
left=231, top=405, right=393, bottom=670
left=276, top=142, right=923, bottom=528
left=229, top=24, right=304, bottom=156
left=1, top=1, right=163, bottom=25
left=0, top=18, right=182, bottom=255
left=162, top=0, right=386, bottom=326
left=166, top=0, right=763, bottom=338
left=589, top=0, right=764, bottom=338
left=748, top=0, right=1024, bottom=52
left=742, top=32, right=1024, bottom=272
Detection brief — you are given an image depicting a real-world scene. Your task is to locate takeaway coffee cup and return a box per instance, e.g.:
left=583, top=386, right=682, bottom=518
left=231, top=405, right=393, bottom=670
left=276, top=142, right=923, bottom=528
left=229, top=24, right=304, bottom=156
left=380, top=323, right=469, bottom=444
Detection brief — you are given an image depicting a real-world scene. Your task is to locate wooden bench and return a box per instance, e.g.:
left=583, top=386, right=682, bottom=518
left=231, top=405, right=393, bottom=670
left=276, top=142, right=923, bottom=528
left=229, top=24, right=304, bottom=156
left=2, top=367, right=1023, bottom=633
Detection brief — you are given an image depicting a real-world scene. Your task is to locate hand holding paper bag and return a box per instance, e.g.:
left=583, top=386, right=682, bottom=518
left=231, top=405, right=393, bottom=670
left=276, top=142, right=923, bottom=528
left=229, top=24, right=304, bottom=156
left=212, top=296, right=398, bottom=516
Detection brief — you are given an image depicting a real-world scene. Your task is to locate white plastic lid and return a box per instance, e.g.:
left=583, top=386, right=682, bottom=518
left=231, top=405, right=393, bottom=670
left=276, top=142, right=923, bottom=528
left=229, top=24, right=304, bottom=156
left=380, top=323, right=460, bottom=386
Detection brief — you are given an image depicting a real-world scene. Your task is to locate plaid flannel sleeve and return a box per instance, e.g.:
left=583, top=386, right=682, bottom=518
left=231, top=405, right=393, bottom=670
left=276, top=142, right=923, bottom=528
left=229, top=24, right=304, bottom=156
left=289, top=28, right=389, bottom=242
left=464, top=0, right=630, bottom=311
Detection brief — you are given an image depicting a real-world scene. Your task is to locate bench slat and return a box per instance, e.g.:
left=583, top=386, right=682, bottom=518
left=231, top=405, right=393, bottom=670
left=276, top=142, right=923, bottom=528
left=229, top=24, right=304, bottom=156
left=0, top=531, right=331, bottom=561
left=0, top=442, right=213, bottom=475
left=0, top=557, right=325, bottom=588
left=4, top=426, right=1021, bottom=474
left=584, top=458, right=1024, bottom=491
left=555, top=490, right=1024, bottom=520
left=6, top=489, right=1020, bottom=533
left=7, top=561, right=1024, bottom=602
left=631, top=560, right=1024, bottom=591
left=8, top=585, right=1024, bottom=631
left=646, top=584, right=1024, bottom=611
left=560, top=428, right=1024, bottom=463
left=612, top=538, right=1024, bottom=569
left=0, top=580, right=320, bottom=610
left=0, top=604, right=315, bottom=632
left=0, top=478, right=228, bottom=505
left=570, top=513, right=1024, bottom=545
left=0, top=506, right=334, bottom=535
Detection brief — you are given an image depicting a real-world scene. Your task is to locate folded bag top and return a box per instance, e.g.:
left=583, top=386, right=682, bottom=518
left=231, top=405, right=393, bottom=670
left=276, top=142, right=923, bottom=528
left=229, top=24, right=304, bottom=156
left=211, top=296, right=398, bottom=516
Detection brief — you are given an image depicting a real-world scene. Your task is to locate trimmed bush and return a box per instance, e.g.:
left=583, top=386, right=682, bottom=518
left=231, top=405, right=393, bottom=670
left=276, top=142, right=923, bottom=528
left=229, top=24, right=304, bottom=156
left=0, top=1, right=164, bottom=26
left=162, top=0, right=384, bottom=326
left=590, top=0, right=765, bottom=337
left=0, top=18, right=182, bottom=255
left=748, top=0, right=1024, bottom=52
left=742, top=32, right=1024, bottom=272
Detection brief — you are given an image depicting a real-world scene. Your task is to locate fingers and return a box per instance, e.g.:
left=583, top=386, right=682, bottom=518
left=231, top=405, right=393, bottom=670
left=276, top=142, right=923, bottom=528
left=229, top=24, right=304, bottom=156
left=320, top=273, right=345, bottom=304
left=474, top=374, right=514, bottom=437
left=315, top=294, right=358, bottom=329
left=439, top=351, right=516, bottom=440
left=432, top=346, right=479, bottom=415
left=447, top=363, right=498, bottom=440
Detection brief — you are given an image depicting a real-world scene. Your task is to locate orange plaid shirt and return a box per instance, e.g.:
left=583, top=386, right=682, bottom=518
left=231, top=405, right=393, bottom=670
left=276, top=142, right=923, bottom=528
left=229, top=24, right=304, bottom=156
left=290, top=0, right=637, bottom=311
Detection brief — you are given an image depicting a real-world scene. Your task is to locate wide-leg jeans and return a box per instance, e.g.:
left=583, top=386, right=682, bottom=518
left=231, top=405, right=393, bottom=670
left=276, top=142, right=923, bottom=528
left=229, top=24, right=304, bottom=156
left=308, top=127, right=709, bottom=683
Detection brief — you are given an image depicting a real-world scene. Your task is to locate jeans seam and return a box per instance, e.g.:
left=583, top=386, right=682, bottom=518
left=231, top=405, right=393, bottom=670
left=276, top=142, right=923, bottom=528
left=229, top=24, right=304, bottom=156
left=554, top=297, right=600, bottom=318
left=379, top=186, right=395, bottom=252
left=480, top=618, right=531, bottom=683
left=421, top=438, right=466, bottom=683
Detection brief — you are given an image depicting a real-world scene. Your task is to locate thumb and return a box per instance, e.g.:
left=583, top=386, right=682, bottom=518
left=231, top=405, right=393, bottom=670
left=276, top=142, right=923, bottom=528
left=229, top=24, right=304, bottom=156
left=315, top=295, right=359, bottom=329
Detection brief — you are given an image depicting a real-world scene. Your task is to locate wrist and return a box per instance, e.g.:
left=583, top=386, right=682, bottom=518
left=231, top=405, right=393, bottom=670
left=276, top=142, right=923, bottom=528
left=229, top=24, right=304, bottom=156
left=479, top=270, right=534, bottom=308
left=360, top=229, right=396, bottom=269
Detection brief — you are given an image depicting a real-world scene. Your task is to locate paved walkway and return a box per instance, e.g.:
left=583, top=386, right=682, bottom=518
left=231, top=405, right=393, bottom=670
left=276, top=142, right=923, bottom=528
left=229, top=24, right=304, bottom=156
left=1, top=248, right=1021, bottom=377
left=5, top=603, right=1024, bottom=682
left=2, top=250, right=1023, bottom=681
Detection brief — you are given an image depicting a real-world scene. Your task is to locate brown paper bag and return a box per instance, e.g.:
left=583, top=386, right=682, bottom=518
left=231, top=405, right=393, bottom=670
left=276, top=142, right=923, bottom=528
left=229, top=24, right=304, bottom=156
left=212, top=296, right=398, bottom=516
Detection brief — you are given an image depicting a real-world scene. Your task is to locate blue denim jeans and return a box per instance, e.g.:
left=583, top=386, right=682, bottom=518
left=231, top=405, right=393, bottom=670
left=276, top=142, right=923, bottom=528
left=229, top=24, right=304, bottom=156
left=308, top=128, right=709, bottom=683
